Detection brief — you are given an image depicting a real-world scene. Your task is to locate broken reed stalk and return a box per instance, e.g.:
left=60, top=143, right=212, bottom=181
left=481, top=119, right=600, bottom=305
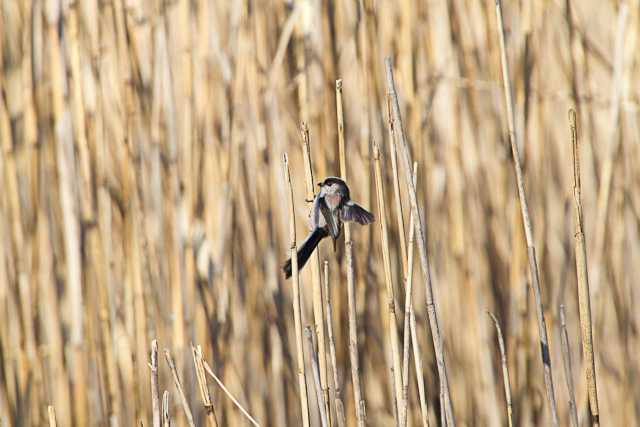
left=324, top=260, right=347, bottom=427
left=335, top=78, right=366, bottom=426
left=559, top=305, right=579, bottom=427
left=300, top=123, right=331, bottom=423
left=192, top=345, right=220, bottom=427
left=384, top=57, right=455, bottom=427
left=488, top=312, right=514, bottom=427
left=150, top=340, right=161, bottom=427
left=48, top=406, right=57, bottom=427
left=202, top=361, right=261, bottom=427
left=493, top=2, right=559, bottom=425
left=162, top=391, right=170, bottom=427
left=569, top=109, right=600, bottom=426
left=305, top=326, right=330, bottom=427
left=401, top=164, right=430, bottom=427
left=164, top=350, right=196, bottom=427
left=284, top=153, right=311, bottom=427
left=373, top=141, right=405, bottom=424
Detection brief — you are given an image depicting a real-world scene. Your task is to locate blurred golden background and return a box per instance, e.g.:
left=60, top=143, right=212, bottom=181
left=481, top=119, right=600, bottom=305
left=0, top=0, right=638, bottom=426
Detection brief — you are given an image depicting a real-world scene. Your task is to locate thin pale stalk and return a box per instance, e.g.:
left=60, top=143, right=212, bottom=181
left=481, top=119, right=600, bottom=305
left=402, top=164, right=430, bottom=427
left=162, top=391, right=170, bottom=427
left=202, top=361, right=261, bottom=427
left=404, top=164, right=431, bottom=426
left=373, top=141, right=404, bottom=425
left=336, top=78, right=366, bottom=426
left=488, top=312, right=514, bottom=427
left=569, top=109, right=600, bottom=425
left=284, top=153, right=311, bottom=427
left=164, top=350, right=195, bottom=427
left=299, top=123, right=331, bottom=424
left=559, top=306, right=579, bottom=427
left=384, top=57, right=455, bottom=427
left=388, top=91, right=410, bottom=427
left=306, top=326, right=330, bottom=427
left=48, top=406, right=57, bottom=427
left=192, top=345, right=220, bottom=427
left=150, top=340, right=161, bottom=427
left=324, top=261, right=346, bottom=427
left=493, top=2, right=559, bottom=424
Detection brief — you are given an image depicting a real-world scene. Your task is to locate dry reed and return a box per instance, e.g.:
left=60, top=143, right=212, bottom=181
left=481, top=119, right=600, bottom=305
left=495, top=0, right=559, bottom=424
left=323, top=260, right=347, bottom=427
left=336, top=78, right=366, bottom=427
left=559, top=305, right=579, bottom=427
left=373, top=140, right=405, bottom=424
left=0, top=1, right=637, bottom=426
left=569, top=109, right=600, bottom=425
left=488, top=312, right=514, bottom=427
left=385, top=57, right=456, bottom=427
left=284, top=153, right=310, bottom=427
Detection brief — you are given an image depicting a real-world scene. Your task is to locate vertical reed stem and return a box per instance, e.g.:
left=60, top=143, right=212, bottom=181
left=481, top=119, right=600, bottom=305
left=284, top=153, right=311, bottom=427
left=324, top=260, right=347, bottom=427
left=165, top=350, right=196, bottom=427
left=150, top=340, right=161, bottom=427
left=336, top=79, right=366, bottom=426
left=488, top=312, right=514, bottom=427
left=373, top=141, right=405, bottom=424
left=559, top=306, right=579, bottom=427
left=306, top=326, right=330, bottom=427
left=569, top=109, right=600, bottom=425
left=384, top=57, right=455, bottom=427
left=493, top=2, right=559, bottom=424
left=300, top=123, right=331, bottom=424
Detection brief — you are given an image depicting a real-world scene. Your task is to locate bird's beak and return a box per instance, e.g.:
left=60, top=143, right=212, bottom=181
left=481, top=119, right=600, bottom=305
left=316, top=182, right=322, bottom=187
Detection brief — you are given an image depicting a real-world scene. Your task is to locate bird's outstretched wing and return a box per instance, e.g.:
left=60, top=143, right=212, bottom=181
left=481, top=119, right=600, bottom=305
left=341, top=201, right=374, bottom=225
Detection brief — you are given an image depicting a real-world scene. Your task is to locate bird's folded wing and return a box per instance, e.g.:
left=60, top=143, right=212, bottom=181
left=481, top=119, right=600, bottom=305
left=319, top=198, right=340, bottom=237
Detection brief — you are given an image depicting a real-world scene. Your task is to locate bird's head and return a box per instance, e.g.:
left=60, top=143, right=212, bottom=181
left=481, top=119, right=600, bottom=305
left=318, top=176, right=347, bottom=188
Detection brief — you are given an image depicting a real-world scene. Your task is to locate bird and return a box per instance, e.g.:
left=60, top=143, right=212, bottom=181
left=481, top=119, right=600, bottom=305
left=283, top=176, right=374, bottom=278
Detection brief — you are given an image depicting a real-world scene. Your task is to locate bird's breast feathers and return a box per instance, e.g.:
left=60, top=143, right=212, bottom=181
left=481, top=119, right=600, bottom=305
left=324, top=193, right=341, bottom=209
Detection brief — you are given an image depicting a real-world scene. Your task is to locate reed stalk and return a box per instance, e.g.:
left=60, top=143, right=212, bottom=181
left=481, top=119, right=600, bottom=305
left=494, top=2, right=559, bottom=424
left=323, top=261, right=347, bottom=427
left=401, top=164, right=430, bottom=427
left=300, top=123, right=331, bottom=423
left=284, top=153, right=311, bottom=427
left=488, top=312, right=514, bottom=427
left=165, top=349, right=196, bottom=427
left=569, top=109, right=600, bottom=425
left=202, top=361, right=261, bottom=427
left=192, top=344, right=220, bottom=427
left=336, top=79, right=366, bottom=426
left=373, top=141, right=405, bottom=424
left=306, top=326, right=330, bottom=427
left=384, top=57, right=455, bottom=427
left=559, top=306, right=579, bottom=427
left=150, top=340, right=161, bottom=427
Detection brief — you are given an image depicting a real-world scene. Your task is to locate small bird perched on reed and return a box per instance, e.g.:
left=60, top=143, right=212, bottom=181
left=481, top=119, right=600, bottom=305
left=283, top=177, right=374, bottom=278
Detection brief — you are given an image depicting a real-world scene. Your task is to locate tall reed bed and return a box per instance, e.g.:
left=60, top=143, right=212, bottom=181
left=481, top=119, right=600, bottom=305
left=0, top=1, right=638, bottom=426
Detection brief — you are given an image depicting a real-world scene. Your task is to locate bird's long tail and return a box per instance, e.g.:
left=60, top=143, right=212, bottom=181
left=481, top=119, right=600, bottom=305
left=282, top=228, right=329, bottom=279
